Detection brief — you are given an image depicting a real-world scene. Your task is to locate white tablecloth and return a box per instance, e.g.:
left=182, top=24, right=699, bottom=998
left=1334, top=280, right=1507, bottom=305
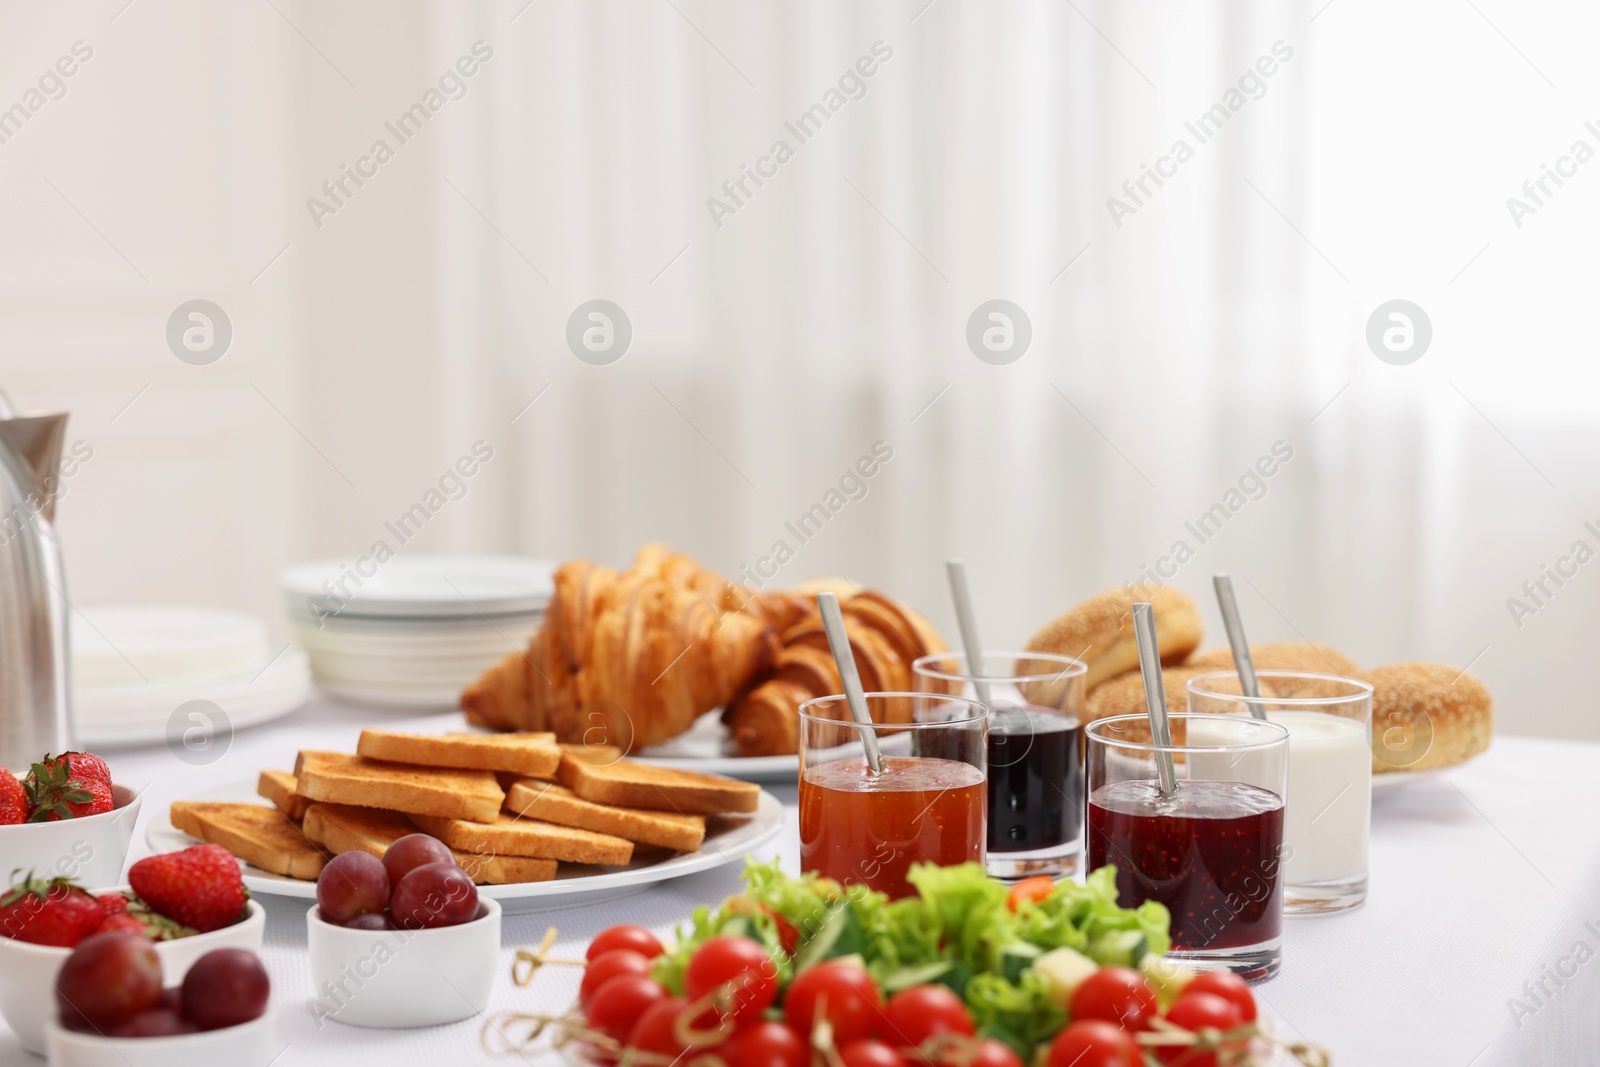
left=3, top=697, right=1597, bottom=1066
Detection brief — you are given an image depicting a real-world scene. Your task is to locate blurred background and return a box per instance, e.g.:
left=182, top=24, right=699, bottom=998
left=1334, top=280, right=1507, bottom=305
left=1, top=0, right=1595, bottom=738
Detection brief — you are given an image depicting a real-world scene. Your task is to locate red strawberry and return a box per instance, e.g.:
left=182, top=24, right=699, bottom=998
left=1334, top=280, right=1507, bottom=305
left=93, top=912, right=149, bottom=937
left=98, top=893, right=130, bottom=916
left=128, top=845, right=247, bottom=933
left=24, top=752, right=114, bottom=822
left=0, top=774, right=26, bottom=825
left=0, top=875, right=106, bottom=946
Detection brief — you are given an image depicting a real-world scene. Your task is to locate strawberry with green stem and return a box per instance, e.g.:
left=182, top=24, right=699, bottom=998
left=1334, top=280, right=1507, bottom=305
left=0, top=874, right=106, bottom=946
left=24, top=753, right=114, bottom=822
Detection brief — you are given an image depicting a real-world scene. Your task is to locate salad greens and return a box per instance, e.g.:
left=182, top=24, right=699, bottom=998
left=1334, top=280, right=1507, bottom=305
left=652, top=860, right=1170, bottom=1057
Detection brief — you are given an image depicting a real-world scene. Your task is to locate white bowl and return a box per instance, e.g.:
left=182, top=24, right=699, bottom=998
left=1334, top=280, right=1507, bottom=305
left=45, top=1008, right=275, bottom=1067
left=0, top=783, right=143, bottom=889
left=305, top=898, right=501, bottom=1028
left=0, top=896, right=264, bottom=1055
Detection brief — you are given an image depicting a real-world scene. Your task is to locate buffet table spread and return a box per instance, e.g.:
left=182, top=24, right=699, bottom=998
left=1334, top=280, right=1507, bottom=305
left=1, top=696, right=1595, bottom=1067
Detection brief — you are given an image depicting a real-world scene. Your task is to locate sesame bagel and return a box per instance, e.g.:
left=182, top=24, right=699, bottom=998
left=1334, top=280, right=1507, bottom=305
left=1024, top=585, right=1203, bottom=693
left=1187, top=642, right=1360, bottom=679
left=1366, top=662, right=1491, bottom=774
left=1083, top=664, right=1209, bottom=725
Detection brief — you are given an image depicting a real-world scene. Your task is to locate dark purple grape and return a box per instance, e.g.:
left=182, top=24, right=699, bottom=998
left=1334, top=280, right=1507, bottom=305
left=109, top=1008, right=198, bottom=1037
left=158, top=987, right=183, bottom=1013
left=343, top=912, right=392, bottom=931
left=181, top=949, right=270, bottom=1031
left=382, top=833, right=455, bottom=886
left=316, top=851, right=390, bottom=925
left=56, top=932, right=163, bottom=1031
left=390, top=862, right=479, bottom=930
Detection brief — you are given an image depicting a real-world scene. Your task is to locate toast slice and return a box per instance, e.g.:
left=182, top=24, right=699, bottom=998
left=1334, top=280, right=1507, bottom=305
left=409, top=812, right=633, bottom=866
left=301, top=803, right=556, bottom=885
left=257, top=770, right=310, bottom=821
left=169, top=801, right=327, bottom=880
left=558, top=743, right=623, bottom=769
left=294, top=750, right=504, bottom=823
left=555, top=755, right=760, bottom=816
left=357, top=729, right=560, bottom=778
left=505, top=779, right=706, bottom=852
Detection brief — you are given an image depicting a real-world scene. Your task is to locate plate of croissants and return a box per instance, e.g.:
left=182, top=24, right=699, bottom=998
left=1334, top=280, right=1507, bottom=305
left=458, top=544, right=1492, bottom=792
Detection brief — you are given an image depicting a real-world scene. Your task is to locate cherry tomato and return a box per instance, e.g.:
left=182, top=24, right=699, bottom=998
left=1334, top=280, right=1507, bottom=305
left=1182, top=971, right=1256, bottom=1023
left=683, top=936, right=779, bottom=1028
left=1006, top=875, right=1056, bottom=912
left=1070, top=966, right=1158, bottom=1032
left=587, top=924, right=665, bottom=962
left=784, top=960, right=885, bottom=1045
left=881, top=984, right=974, bottom=1055
left=957, top=1039, right=1028, bottom=1067
left=584, top=974, right=667, bottom=1044
left=579, top=950, right=652, bottom=1005
left=1046, top=1019, right=1141, bottom=1067
left=760, top=904, right=801, bottom=955
left=625, top=995, right=690, bottom=1056
left=1158, top=991, right=1245, bottom=1067
left=840, top=1038, right=909, bottom=1067
left=703, top=1020, right=809, bottom=1067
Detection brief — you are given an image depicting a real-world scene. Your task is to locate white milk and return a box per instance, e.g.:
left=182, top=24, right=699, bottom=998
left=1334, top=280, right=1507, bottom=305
left=1269, top=711, right=1370, bottom=884
left=1181, top=713, right=1369, bottom=885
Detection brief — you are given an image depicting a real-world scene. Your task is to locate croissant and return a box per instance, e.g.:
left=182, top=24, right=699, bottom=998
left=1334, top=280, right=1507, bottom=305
left=724, top=589, right=948, bottom=756
left=461, top=545, right=777, bottom=751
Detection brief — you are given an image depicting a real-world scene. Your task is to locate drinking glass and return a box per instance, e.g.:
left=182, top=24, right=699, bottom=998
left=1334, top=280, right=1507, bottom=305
left=798, top=692, right=988, bottom=900
left=1187, top=670, right=1374, bottom=915
left=912, top=651, right=1087, bottom=880
left=1086, top=712, right=1290, bottom=981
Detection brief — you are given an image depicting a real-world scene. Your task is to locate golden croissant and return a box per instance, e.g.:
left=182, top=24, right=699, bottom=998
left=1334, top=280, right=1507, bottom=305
left=724, top=588, right=948, bottom=756
left=461, top=544, right=777, bottom=750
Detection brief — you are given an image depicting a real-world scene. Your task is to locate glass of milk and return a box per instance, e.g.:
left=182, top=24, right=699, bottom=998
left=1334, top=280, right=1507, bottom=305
left=1188, top=671, right=1374, bottom=914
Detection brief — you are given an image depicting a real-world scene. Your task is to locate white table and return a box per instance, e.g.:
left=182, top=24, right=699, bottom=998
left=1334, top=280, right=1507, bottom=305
left=2, top=698, right=1595, bottom=1066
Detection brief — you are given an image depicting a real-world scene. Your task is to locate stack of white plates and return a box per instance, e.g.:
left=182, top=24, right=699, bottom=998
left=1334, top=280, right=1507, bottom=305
left=72, top=606, right=312, bottom=747
left=280, top=556, right=554, bottom=710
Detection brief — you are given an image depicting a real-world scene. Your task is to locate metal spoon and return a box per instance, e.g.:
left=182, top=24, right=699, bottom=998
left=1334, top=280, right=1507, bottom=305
left=1132, top=603, right=1178, bottom=796
left=817, top=592, right=883, bottom=775
left=944, top=560, right=994, bottom=711
left=1212, top=574, right=1266, bottom=718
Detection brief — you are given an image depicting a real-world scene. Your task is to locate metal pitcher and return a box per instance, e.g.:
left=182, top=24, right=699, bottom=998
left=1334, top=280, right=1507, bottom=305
left=0, top=392, right=72, bottom=771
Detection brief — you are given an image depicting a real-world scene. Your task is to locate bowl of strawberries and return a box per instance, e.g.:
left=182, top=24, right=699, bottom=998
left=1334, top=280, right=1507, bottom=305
left=0, top=844, right=263, bottom=1055
left=1, top=751, right=143, bottom=889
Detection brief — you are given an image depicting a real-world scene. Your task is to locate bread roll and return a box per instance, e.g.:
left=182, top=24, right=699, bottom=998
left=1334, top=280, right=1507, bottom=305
left=1022, top=586, right=1203, bottom=708
left=1186, top=642, right=1360, bottom=679
left=1366, top=662, right=1491, bottom=773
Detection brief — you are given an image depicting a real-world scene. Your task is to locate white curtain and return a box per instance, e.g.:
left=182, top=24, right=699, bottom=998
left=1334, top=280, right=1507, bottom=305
left=1, top=0, right=1595, bottom=739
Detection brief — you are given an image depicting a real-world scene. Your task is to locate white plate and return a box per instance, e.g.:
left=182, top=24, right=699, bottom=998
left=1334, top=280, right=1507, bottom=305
left=75, top=649, right=312, bottom=747
left=281, top=556, right=555, bottom=619
left=1372, top=766, right=1450, bottom=797
left=73, top=606, right=269, bottom=688
left=316, top=680, right=467, bottom=710
left=630, top=713, right=798, bottom=785
left=146, top=780, right=784, bottom=914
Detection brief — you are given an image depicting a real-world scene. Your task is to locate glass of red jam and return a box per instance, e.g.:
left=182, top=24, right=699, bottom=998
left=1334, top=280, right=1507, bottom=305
left=1086, top=712, right=1290, bottom=981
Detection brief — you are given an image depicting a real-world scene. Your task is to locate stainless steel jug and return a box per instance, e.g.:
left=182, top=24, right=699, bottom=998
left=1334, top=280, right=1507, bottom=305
left=0, top=392, right=72, bottom=771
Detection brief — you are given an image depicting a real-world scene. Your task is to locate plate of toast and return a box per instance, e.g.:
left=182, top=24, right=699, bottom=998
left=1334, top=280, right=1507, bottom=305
left=627, top=713, right=799, bottom=783
left=146, top=730, right=784, bottom=913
